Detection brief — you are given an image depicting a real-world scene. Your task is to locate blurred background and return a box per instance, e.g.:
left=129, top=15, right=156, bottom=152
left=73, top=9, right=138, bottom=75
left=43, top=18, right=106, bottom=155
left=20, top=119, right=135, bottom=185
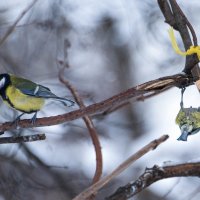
left=0, top=0, right=200, bottom=199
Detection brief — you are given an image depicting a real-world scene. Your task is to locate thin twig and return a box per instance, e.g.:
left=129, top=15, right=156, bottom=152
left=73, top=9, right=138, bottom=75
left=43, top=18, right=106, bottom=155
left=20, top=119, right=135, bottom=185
left=72, top=135, right=169, bottom=200
left=0, top=0, right=38, bottom=47
left=0, top=133, right=45, bottom=144
left=58, top=39, right=103, bottom=187
left=0, top=73, right=193, bottom=132
left=59, top=68, right=103, bottom=185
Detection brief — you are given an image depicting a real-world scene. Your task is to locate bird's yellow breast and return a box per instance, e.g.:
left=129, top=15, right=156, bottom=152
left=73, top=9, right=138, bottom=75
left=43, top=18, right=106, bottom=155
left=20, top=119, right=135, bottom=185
left=5, top=85, right=45, bottom=113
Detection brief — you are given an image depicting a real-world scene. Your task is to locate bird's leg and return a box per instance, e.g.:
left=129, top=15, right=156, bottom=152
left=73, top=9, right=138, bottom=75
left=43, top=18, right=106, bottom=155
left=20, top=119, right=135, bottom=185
left=12, top=113, right=25, bottom=127
left=31, top=112, right=37, bottom=125
left=180, top=87, right=186, bottom=109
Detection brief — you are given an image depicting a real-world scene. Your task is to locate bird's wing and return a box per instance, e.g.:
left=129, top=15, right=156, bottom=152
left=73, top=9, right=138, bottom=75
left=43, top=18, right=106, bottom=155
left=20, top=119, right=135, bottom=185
left=34, top=84, right=59, bottom=98
left=10, top=75, right=74, bottom=106
left=10, top=75, right=57, bottom=98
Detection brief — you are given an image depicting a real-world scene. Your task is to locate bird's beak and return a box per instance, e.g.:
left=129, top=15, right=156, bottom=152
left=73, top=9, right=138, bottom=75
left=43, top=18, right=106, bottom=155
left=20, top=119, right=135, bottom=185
left=177, top=124, right=193, bottom=141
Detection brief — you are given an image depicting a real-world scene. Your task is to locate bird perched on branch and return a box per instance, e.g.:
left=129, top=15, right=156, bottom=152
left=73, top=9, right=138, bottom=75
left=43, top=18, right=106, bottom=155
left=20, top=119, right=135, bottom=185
left=0, top=73, right=74, bottom=124
left=176, top=107, right=200, bottom=141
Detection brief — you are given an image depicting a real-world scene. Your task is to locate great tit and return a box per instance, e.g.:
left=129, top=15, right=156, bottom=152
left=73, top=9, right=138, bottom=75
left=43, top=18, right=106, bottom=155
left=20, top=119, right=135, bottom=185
left=0, top=73, right=74, bottom=123
left=175, top=107, right=200, bottom=141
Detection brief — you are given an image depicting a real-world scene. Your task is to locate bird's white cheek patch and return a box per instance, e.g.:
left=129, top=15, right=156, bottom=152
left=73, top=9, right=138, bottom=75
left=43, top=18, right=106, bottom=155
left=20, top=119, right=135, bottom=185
left=0, top=77, right=5, bottom=89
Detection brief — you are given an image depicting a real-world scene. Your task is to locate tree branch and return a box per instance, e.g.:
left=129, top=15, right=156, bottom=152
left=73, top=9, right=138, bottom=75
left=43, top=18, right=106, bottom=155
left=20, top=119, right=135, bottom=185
left=59, top=67, right=103, bottom=185
left=0, top=73, right=193, bottom=132
left=58, top=39, right=103, bottom=188
left=0, top=133, right=45, bottom=144
left=158, top=0, right=200, bottom=87
left=72, top=135, right=168, bottom=200
left=107, top=161, right=200, bottom=200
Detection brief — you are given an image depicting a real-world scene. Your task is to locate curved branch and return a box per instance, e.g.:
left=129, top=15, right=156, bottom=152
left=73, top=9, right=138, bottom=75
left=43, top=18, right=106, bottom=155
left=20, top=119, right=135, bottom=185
left=59, top=68, right=103, bottom=185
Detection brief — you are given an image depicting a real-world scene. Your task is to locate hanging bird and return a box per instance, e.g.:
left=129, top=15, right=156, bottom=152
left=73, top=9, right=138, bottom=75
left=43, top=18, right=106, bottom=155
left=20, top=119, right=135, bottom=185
left=175, top=107, right=200, bottom=141
left=0, top=73, right=74, bottom=124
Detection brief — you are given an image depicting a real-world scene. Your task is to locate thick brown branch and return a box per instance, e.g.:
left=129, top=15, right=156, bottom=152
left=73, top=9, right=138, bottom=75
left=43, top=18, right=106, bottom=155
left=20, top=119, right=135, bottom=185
left=157, top=0, right=177, bottom=28
left=107, top=162, right=200, bottom=200
left=95, top=87, right=171, bottom=117
left=170, top=0, right=197, bottom=46
left=0, top=73, right=192, bottom=132
left=169, top=0, right=199, bottom=74
left=158, top=0, right=200, bottom=81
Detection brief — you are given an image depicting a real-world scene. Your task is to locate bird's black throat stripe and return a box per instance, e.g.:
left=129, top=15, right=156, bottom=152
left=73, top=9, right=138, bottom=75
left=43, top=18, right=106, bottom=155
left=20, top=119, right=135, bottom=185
left=0, top=74, right=12, bottom=106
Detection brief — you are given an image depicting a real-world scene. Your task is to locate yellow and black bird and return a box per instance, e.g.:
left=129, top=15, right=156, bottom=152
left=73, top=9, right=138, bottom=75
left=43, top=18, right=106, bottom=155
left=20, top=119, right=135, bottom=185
left=0, top=73, right=74, bottom=123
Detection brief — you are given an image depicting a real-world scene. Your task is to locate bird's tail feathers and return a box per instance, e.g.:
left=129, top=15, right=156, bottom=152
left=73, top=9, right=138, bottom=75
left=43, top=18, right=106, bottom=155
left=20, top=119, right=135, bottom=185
left=51, top=97, right=75, bottom=107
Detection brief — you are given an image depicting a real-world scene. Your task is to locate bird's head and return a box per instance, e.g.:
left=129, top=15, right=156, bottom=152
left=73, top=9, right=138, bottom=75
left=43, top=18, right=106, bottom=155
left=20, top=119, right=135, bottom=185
left=0, top=73, right=10, bottom=90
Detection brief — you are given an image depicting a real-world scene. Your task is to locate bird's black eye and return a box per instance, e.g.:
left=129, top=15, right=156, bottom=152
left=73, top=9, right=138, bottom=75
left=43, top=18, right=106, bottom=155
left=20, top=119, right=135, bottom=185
left=0, top=77, right=5, bottom=89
